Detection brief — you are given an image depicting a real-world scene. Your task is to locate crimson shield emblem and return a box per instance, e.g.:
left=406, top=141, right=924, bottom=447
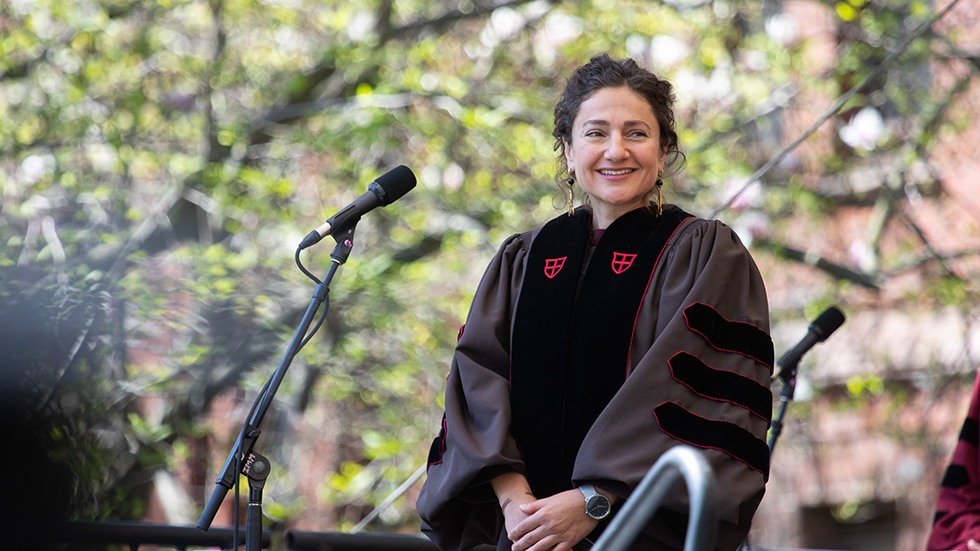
left=611, top=252, right=637, bottom=274
left=543, top=257, right=567, bottom=279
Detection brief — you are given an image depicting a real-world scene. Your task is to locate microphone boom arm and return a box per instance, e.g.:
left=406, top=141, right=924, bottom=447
left=197, top=226, right=356, bottom=531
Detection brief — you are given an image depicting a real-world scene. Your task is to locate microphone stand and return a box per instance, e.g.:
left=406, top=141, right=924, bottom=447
left=766, top=306, right=845, bottom=455
left=767, top=360, right=798, bottom=454
left=196, top=224, right=358, bottom=550
left=245, top=452, right=270, bottom=551
left=739, top=361, right=797, bottom=551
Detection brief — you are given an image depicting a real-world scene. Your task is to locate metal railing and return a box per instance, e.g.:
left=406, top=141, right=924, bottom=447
left=58, top=521, right=439, bottom=551
left=287, top=530, right=438, bottom=550
left=60, top=521, right=273, bottom=550
left=593, top=445, right=718, bottom=551
left=58, top=446, right=719, bottom=551
left=54, top=521, right=829, bottom=551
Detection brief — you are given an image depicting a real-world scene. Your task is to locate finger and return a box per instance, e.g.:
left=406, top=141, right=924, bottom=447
left=519, top=499, right=545, bottom=514
left=511, top=530, right=538, bottom=551
left=523, top=532, right=559, bottom=551
left=508, top=517, right=539, bottom=544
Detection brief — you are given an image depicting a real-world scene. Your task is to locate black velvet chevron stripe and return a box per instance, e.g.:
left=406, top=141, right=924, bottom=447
left=940, top=464, right=970, bottom=489
left=960, top=417, right=979, bottom=447
left=653, top=401, right=769, bottom=479
left=668, top=352, right=772, bottom=423
left=683, top=302, right=774, bottom=370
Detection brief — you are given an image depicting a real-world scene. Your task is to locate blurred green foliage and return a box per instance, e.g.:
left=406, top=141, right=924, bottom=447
left=1, top=0, right=977, bottom=535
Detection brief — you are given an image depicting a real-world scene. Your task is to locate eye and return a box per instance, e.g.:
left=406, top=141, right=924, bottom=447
left=584, top=129, right=605, bottom=138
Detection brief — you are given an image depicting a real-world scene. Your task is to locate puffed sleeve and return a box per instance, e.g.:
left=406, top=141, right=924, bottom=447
left=416, top=232, right=531, bottom=550
left=928, top=369, right=980, bottom=551
left=573, top=218, right=773, bottom=551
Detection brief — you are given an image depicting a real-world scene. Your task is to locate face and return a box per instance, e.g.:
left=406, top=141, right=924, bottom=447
left=563, top=86, right=667, bottom=228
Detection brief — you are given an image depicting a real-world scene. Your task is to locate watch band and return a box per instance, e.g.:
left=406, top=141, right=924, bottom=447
left=579, top=484, right=611, bottom=520
left=580, top=483, right=601, bottom=501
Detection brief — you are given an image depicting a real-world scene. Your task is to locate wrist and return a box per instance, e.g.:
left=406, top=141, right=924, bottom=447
left=579, top=484, right=612, bottom=520
left=499, top=491, right=533, bottom=512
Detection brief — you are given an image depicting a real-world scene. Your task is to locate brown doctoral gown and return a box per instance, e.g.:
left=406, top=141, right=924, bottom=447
left=416, top=206, right=774, bottom=550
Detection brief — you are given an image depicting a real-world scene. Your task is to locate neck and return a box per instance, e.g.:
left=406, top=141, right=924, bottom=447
left=590, top=203, right=651, bottom=230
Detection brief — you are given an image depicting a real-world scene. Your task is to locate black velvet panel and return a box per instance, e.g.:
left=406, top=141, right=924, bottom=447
left=683, top=302, right=774, bottom=369
left=427, top=415, right=447, bottom=467
left=961, top=417, right=979, bottom=447
left=668, top=352, right=772, bottom=423
left=941, top=464, right=970, bottom=489
left=511, top=207, right=689, bottom=498
left=653, top=401, right=770, bottom=479
left=510, top=210, right=591, bottom=497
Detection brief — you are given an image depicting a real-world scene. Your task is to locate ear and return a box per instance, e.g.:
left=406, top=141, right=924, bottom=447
left=563, top=138, right=576, bottom=173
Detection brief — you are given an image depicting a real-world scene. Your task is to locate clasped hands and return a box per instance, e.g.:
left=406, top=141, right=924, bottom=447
left=501, top=488, right=598, bottom=551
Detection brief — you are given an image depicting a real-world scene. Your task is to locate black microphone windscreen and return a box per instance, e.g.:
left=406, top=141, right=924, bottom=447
left=812, top=306, right=845, bottom=340
left=374, top=165, right=416, bottom=205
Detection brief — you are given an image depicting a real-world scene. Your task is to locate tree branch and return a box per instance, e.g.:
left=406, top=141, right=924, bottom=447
left=897, top=210, right=962, bottom=279
left=240, top=0, right=554, bottom=160
left=753, top=236, right=881, bottom=289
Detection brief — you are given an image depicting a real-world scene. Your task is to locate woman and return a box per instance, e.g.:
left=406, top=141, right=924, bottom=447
left=417, top=54, right=773, bottom=551
left=928, top=368, right=980, bottom=551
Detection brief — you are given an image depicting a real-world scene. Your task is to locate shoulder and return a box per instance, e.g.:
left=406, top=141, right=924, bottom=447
left=500, top=229, right=534, bottom=253
left=669, top=208, right=733, bottom=239
left=489, top=231, right=533, bottom=271
left=668, top=209, right=750, bottom=253
left=661, top=209, right=762, bottom=278
left=493, top=212, right=570, bottom=258
left=477, top=220, right=548, bottom=288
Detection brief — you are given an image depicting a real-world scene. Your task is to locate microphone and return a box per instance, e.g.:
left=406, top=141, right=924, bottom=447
left=774, top=306, right=846, bottom=381
left=298, top=165, right=416, bottom=249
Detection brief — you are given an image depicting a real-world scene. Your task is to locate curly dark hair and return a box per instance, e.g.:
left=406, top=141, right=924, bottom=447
left=552, top=54, right=685, bottom=185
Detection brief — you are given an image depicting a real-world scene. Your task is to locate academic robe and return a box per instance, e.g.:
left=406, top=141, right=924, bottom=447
left=416, top=206, right=774, bottom=551
left=928, top=369, right=980, bottom=551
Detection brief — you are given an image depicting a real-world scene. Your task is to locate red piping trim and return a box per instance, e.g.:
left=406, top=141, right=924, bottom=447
left=667, top=351, right=770, bottom=423
left=653, top=401, right=767, bottom=477
left=683, top=301, right=774, bottom=372
left=624, top=215, right=694, bottom=377
left=427, top=416, right=448, bottom=467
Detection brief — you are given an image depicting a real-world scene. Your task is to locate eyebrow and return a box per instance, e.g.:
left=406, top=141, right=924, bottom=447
left=580, top=119, right=653, bottom=128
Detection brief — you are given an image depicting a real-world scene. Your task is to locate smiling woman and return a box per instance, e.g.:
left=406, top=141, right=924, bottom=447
left=416, top=54, right=774, bottom=551
left=562, top=85, right=667, bottom=229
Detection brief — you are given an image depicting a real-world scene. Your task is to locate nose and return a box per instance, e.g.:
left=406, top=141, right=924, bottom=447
left=604, top=133, right=629, bottom=161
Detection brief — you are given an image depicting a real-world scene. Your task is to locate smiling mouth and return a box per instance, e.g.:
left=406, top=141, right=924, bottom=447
left=599, top=169, right=635, bottom=176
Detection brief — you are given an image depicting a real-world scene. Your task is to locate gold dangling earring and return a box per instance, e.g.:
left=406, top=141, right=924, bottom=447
left=655, top=173, right=664, bottom=216
left=566, top=176, right=575, bottom=217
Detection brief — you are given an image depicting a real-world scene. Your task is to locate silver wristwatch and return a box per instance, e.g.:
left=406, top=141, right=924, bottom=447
left=579, top=484, right=611, bottom=520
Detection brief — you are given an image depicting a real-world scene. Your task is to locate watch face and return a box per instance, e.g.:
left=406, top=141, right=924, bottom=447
left=586, top=496, right=610, bottom=519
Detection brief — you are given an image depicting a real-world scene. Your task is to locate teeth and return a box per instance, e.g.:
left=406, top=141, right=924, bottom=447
left=600, top=169, right=633, bottom=175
